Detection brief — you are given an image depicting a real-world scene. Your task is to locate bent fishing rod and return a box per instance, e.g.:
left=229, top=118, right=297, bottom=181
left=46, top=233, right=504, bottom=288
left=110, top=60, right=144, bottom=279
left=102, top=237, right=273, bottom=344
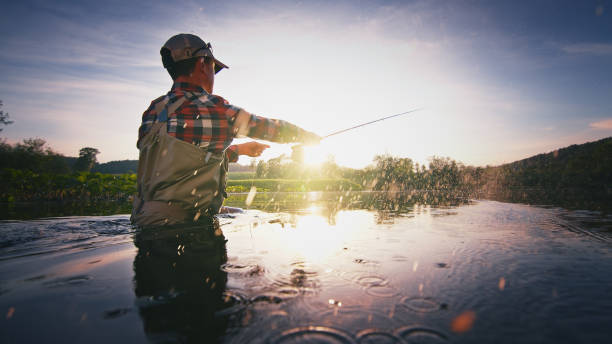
left=321, top=107, right=424, bottom=140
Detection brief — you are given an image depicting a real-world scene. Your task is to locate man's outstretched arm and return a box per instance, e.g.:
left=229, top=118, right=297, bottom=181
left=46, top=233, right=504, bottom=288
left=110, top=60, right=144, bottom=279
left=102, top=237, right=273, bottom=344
left=231, top=110, right=321, bottom=145
left=226, top=109, right=320, bottom=162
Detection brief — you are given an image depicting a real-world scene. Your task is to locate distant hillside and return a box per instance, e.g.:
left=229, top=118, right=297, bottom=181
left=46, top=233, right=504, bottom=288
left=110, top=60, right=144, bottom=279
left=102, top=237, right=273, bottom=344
left=483, top=137, right=611, bottom=190
left=92, top=160, right=138, bottom=174
left=480, top=137, right=611, bottom=210
left=92, top=160, right=253, bottom=174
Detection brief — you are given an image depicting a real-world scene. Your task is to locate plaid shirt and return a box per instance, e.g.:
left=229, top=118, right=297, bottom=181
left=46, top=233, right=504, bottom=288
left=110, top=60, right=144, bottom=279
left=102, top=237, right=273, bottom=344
left=138, top=82, right=304, bottom=162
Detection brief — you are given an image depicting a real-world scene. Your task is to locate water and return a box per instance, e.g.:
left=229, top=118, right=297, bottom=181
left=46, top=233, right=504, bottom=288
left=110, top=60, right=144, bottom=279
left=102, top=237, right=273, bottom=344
left=1, top=192, right=611, bottom=343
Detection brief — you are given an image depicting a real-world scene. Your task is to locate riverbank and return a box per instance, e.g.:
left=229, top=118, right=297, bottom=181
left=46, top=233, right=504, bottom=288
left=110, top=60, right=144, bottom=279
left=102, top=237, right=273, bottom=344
left=0, top=168, right=362, bottom=202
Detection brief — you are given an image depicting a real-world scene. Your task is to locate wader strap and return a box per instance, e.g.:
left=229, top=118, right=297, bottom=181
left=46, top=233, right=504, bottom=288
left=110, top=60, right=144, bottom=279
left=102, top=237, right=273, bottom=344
left=153, top=95, right=187, bottom=123
left=133, top=95, right=187, bottom=216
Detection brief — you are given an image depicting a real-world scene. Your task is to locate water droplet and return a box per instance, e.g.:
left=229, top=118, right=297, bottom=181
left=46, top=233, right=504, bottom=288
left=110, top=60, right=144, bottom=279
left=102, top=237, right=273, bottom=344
left=498, top=277, right=506, bottom=291
left=183, top=122, right=188, bottom=128
left=167, top=201, right=172, bottom=206
left=193, top=170, right=198, bottom=176
left=194, top=202, right=199, bottom=208
left=413, top=261, right=418, bottom=272
left=245, top=186, right=257, bottom=206
left=6, top=307, right=15, bottom=319
left=161, top=149, right=167, bottom=157
left=155, top=172, right=160, bottom=177
left=191, top=188, right=196, bottom=195
left=451, top=311, right=476, bottom=333
left=328, top=299, right=342, bottom=306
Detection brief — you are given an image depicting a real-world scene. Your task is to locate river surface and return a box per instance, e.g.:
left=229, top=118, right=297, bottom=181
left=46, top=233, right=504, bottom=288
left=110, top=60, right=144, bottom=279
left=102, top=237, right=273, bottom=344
left=1, top=192, right=611, bottom=343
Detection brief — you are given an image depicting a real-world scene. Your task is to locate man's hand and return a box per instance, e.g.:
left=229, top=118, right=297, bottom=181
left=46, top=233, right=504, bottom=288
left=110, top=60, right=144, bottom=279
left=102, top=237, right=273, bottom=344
left=236, top=141, right=270, bottom=157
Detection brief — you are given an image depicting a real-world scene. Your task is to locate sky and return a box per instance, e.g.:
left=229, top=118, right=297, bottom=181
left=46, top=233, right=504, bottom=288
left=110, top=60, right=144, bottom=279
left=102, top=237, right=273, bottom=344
left=0, top=0, right=611, bottom=168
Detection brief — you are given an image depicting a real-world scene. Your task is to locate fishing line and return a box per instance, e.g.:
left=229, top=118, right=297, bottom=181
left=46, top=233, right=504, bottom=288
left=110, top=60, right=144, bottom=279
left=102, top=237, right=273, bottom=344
left=322, top=108, right=424, bottom=140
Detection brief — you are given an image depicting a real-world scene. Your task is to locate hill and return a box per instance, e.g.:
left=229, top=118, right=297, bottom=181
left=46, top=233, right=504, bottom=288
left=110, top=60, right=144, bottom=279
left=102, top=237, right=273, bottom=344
left=483, top=137, right=611, bottom=190
left=480, top=137, right=611, bottom=210
left=92, top=160, right=138, bottom=174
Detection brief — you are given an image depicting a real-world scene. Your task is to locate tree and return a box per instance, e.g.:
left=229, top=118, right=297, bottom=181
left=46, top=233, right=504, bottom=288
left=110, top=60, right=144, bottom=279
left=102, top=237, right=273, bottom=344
left=15, top=138, right=47, bottom=154
left=255, top=160, right=267, bottom=178
left=74, top=147, right=100, bottom=172
left=0, top=138, right=70, bottom=174
left=0, top=100, right=14, bottom=133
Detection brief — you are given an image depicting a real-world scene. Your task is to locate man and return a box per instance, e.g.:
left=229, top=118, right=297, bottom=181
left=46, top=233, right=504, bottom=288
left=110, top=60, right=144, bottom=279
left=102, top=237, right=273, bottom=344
left=131, top=33, right=320, bottom=227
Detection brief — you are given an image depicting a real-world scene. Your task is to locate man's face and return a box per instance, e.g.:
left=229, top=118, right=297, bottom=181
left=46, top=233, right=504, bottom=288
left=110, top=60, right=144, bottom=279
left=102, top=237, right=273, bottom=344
left=200, top=57, right=215, bottom=93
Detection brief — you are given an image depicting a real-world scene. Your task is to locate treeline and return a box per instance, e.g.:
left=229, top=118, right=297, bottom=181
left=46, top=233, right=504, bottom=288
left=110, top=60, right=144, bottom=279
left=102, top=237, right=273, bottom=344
left=358, top=155, right=484, bottom=195
left=479, top=137, right=611, bottom=210
left=1, top=168, right=136, bottom=202
left=92, top=160, right=138, bottom=174
left=253, top=154, right=483, bottom=196
left=0, top=139, right=135, bottom=202
left=0, top=138, right=99, bottom=174
left=481, top=137, right=611, bottom=191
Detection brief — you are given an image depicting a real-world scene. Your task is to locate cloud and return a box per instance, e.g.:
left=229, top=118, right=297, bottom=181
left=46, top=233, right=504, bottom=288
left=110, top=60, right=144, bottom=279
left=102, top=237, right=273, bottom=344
left=562, top=43, right=612, bottom=56
left=590, top=118, right=612, bottom=129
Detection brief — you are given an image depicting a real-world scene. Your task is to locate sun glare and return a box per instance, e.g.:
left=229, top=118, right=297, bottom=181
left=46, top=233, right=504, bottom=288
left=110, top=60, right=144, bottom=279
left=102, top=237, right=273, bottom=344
left=302, top=145, right=332, bottom=166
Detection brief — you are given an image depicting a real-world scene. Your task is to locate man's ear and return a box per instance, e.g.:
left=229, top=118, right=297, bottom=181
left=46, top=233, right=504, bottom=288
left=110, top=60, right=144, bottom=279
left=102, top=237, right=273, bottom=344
left=197, top=58, right=205, bottom=72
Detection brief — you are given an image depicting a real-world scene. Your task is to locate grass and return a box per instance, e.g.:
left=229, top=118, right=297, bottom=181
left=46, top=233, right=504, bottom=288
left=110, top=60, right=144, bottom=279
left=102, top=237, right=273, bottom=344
left=227, top=172, right=256, bottom=180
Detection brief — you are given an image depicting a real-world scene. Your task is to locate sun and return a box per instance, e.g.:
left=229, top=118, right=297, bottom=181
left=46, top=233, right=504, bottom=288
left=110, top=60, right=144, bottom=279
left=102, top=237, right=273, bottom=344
left=296, top=144, right=334, bottom=166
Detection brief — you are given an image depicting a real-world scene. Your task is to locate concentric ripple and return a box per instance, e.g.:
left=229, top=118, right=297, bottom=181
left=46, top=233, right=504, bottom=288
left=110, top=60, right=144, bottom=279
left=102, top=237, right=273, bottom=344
left=221, top=263, right=265, bottom=276
left=269, top=326, right=356, bottom=344
left=365, top=284, right=399, bottom=298
left=394, top=326, right=448, bottom=343
left=356, top=275, right=388, bottom=287
left=356, top=329, right=406, bottom=344
left=400, top=297, right=443, bottom=313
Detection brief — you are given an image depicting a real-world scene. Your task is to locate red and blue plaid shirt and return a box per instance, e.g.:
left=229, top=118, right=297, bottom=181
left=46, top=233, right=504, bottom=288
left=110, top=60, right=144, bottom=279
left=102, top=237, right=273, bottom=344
left=138, top=82, right=303, bottom=162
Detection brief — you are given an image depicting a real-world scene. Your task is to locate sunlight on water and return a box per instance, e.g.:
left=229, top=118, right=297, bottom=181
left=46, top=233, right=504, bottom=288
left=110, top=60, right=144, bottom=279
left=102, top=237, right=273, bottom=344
left=1, top=196, right=611, bottom=343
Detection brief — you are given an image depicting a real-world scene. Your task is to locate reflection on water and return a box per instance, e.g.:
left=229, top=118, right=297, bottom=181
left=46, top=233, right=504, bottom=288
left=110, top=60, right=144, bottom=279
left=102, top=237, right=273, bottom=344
left=133, top=219, right=228, bottom=343
left=224, top=191, right=471, bottom=226
left=0, top=192, right=611, bottom=343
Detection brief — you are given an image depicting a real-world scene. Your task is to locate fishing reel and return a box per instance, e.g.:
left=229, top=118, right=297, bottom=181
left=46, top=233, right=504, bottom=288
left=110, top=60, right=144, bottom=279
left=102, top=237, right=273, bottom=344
left=291, top=144, right=305, bottom=163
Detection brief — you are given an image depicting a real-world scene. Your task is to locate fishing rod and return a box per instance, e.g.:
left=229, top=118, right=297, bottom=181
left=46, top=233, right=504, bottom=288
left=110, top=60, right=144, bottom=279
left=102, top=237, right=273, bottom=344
left=322, top=107, right=424, bottom=140
left=287, top=107, right=424, bottom=162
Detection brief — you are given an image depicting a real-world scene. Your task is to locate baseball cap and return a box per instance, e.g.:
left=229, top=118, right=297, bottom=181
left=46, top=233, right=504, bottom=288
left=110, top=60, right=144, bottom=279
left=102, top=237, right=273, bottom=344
left=160, top=33, right=228, bottom=74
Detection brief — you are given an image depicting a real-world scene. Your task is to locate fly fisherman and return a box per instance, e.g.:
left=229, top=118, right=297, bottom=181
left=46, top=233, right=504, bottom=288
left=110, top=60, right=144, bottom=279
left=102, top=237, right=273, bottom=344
left=131, top=33, right=321, bottom=227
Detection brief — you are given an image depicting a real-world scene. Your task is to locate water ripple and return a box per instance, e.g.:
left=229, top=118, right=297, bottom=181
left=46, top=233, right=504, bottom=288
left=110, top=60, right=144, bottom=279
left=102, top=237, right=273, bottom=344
left=393, top=326, right=448, bottom=343
left=269, top=326, right=356, bottom=344
left=356, top=329, right=406, bottom=344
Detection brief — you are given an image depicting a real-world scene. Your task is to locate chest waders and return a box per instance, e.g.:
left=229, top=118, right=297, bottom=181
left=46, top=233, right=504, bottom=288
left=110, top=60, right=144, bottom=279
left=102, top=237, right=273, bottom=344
left=131, top=95, right=228, bottom=227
